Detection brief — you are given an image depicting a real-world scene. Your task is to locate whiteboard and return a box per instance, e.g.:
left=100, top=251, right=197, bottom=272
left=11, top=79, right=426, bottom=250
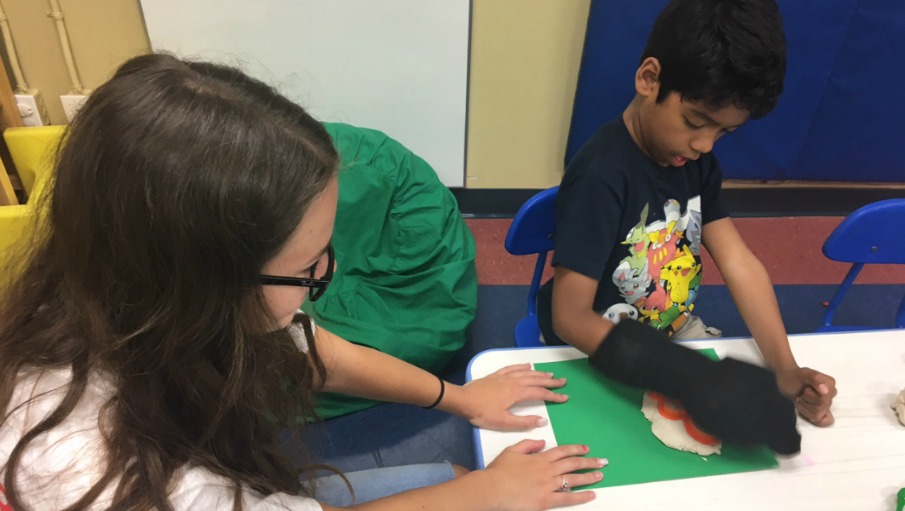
left=140, top=0, right=470, bottom=186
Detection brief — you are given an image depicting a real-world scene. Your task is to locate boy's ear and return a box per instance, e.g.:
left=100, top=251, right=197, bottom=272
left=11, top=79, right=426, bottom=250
left=635, top=57, right=662, bottom=98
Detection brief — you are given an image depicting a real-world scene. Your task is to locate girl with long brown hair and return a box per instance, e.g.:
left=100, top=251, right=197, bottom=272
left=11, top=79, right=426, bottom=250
left=0, top=54, right=603, bottom=510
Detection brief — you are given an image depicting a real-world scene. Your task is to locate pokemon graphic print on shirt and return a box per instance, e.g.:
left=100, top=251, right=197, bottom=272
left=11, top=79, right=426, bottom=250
left=607, top=196, right=703, bottom=332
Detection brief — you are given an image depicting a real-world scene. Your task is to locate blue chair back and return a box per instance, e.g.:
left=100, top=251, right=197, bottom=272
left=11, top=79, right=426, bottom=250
left=504, top=186, right=558, bottom=347
left=818, top=199, right=905, bottom=332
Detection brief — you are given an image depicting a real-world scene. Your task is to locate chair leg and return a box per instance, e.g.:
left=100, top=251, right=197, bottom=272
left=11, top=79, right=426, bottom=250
left=526, top=252, right=548, bottom=317
left=821, top=263, right=862, bottom=328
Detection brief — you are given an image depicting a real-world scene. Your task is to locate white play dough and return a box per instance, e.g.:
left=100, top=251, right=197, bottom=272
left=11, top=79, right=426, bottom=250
left=891, top=388, right=905, bottom=426
left=641, top=392, right=721, bottom=456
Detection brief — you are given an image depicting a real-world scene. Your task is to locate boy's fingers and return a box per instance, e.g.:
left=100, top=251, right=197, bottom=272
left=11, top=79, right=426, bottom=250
left=800, top=368, right=837, bottom=397
left=796, top=394, right=835, bottom=426
left=814, top=409, right=835, bottom=426
left=795, top=399, right=818, bottom=418
left=796, top=385, right=835, bottom=407
left=798, top=386, right=824, bottom=405
left=798, top=404, right=834, bottom=426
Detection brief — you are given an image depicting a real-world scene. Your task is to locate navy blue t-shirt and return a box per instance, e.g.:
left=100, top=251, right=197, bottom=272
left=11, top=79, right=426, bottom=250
left=539, top=116, right=728, bottom=338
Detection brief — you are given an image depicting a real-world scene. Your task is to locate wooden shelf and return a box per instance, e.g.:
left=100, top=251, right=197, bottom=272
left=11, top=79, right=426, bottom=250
left=0, top=53, right=23, bottom=205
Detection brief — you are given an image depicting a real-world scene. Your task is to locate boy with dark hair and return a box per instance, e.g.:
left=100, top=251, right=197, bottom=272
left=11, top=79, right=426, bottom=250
left=537, top=0, right=836, bottom=453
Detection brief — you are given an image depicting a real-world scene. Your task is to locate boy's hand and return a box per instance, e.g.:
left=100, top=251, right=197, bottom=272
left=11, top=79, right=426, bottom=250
left=588, top=319, right=801, bottom=454
left=775, top=367, right=837, bottom=426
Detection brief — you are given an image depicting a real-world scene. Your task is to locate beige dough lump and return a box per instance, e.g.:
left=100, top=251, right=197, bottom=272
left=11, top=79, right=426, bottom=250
left=892, top=388, right=905, bottom=426
left=641, top=391, right=721, bottom=456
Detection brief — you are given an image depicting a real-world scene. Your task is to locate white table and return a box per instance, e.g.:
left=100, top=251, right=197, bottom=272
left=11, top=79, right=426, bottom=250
left=467, top=330, right=905, bottom=510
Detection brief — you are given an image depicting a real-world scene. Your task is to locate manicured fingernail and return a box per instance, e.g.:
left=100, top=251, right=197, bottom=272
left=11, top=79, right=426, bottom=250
left=595, top=471, right=604, bottom=479
left=598, top=458, right=609, bottom=467
left=536, top=418, right=548, bottom=427
left=559, top=394, right=569, bottom=400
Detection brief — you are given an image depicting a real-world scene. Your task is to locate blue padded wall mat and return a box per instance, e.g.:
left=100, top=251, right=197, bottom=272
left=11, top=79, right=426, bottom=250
left=566, top=0, right=905, bottom=182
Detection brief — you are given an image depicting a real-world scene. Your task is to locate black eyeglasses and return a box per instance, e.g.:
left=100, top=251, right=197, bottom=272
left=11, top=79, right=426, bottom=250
left=259, top=244, right=334, bottom=302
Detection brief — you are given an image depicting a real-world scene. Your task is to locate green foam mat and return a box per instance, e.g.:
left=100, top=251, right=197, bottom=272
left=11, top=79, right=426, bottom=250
left=534, top=349, right=777, bottom=489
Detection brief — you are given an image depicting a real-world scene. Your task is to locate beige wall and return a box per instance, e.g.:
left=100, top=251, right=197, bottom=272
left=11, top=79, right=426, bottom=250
left=1, top=0, right=149, bottom=125
left=466, top=0, right=590, bottom=189
left=0, top=1, right=587, bottom=188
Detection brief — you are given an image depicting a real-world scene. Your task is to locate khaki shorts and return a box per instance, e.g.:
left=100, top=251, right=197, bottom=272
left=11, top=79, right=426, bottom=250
left=672, top=314, right=722, bottom=341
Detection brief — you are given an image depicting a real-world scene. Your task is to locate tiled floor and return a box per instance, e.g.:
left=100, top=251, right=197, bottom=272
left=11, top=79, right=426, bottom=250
left=466, top=216, right=905, bottom=286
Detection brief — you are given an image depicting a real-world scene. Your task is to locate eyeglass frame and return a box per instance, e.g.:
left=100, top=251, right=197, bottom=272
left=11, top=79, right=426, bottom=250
left=259, top=243, right=334, bottom=302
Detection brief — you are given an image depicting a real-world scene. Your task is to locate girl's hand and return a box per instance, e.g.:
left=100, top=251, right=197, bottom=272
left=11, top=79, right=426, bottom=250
left=447, top=364, right=568, bottom=431
left=482, top=439, right=605, bottom=511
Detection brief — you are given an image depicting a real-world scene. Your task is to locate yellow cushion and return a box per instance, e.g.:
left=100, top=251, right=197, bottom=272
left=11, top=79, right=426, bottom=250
left=0, top=126, right=66, bottom=283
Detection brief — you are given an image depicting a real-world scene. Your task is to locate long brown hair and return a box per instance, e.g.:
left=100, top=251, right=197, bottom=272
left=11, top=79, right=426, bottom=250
left=0, top=53, right=338, bottom=510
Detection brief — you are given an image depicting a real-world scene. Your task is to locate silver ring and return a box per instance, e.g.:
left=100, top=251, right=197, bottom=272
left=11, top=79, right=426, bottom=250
left=558, top=476, right=570, bottom=492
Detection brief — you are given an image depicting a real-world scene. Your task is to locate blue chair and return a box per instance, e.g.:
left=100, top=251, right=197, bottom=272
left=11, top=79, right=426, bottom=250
left=818, top=199, right=905, bottom=332
left=504, top=186, right=558, bottom=347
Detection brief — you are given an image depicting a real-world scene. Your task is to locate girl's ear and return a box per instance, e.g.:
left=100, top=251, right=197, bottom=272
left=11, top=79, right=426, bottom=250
left=635, top=57, right=662, bottom=98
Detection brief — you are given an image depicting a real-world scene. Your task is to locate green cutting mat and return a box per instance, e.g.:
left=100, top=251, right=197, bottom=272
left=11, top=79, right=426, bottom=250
left=534, top=350, right=777, bottom=490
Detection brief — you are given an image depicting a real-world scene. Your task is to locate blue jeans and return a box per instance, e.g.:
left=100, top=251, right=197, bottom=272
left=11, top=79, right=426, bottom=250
left=308, top=462, right=456, bottom=506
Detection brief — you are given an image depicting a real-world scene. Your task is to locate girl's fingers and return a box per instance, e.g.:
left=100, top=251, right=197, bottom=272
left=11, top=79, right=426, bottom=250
left=494, top=367, right=566, bottom=385
left=539, top=443, right=591, bottom=462
left=502, top=438, right=547, bottom=455
left=490, top=413, right=548, bottom=432
left=497, top=369, right=562, bottom=383
left=549, top=488, right=597, bottom=508
left=537, top=389, right=569, bottom=403
left=520, top=415, right=550, bottom=429
left=511, top=386, right=568, bottom=404
left=558, top=470, right=604, bottom=492
left=546, top=464, right=606, bottom=508
left=553, top=454, right=609, bottom=476
left=517, top=375, right=567, bottom=388
left=494, top=363, right=533, bottom=375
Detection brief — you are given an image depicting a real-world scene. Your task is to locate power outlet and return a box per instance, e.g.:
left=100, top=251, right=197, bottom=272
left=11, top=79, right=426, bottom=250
left=60, top=94, right=88, bottom=122
left=15, top=92, right=48, bottom=127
